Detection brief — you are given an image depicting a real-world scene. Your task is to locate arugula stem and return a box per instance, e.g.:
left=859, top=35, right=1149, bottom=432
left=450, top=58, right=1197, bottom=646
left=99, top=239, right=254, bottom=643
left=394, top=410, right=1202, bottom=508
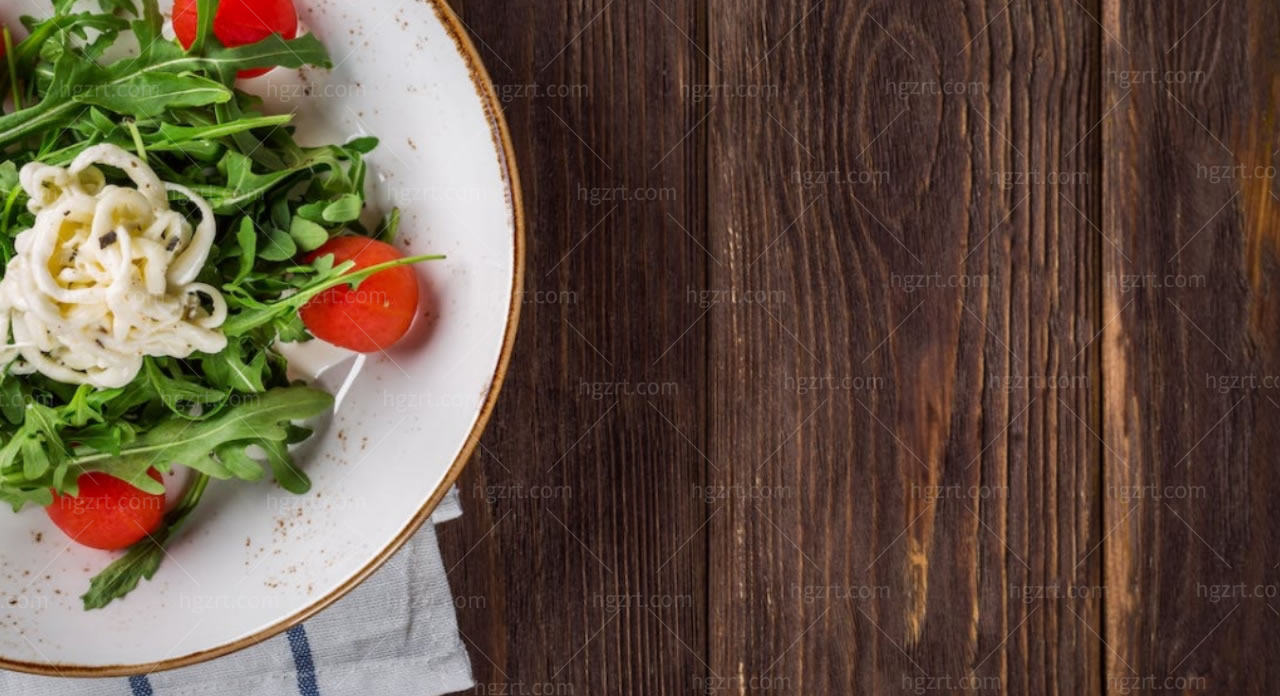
left=222, top=253, right=446, bottom=336
left=293, top=254, right=445, bottom=306
left=0, top=184, right=22, bottom=249
left=3, top=28, right=18, bottom=111
left=173, top=471, right=211, bottom=521
left=126, top=120, right=147, bottom=161
left=80, top=472, right=210, bottom=610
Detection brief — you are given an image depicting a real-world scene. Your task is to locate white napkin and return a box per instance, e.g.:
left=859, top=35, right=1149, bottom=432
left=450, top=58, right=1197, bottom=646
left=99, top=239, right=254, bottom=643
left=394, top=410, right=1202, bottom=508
left=0, top=489, right=474, bottom=696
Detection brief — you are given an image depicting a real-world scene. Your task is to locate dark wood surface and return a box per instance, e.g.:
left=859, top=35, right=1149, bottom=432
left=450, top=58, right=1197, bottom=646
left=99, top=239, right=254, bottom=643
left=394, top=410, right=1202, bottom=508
left=437, top=1, right=1279, bottom=694
left=1103, top=1, right=1280, bottom=693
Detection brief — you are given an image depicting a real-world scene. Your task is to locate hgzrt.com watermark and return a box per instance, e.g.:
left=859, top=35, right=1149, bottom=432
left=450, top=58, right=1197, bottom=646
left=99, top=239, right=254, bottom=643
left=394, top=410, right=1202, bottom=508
left=683, top=83, right=778, bottom=104
left=1108, top=675, right=1206, bottom=695
left=1205, top=374, right=1280, bottom=394
left=693, top=483, right=793, bottom=503
left=496, top=83, right=589, bottom=103
left=1008, top=583, right=1104, bottom=605
left=1196, top=163, right=1276, bottom=184
left=473, top=682, right=575, bottom=696
left=578, top=185, right=676, bottom=206
left=794, top=169, right=889, bottom=187
left=474, top=483, right=572, bottom=505
left=783, top=374, right=885, bottom=395
left=993, top=170, right=1089, bottom=189
left=692, top=674, right=790, bottom=694
left=578, top=380, right=679, bottom=401
left=885, top=80, right=988, bottom=101
left=911, top=483, right=1007, bottom=502
left=789, top=583, right=889, bottom=603
left=902, top=675, right=1001, bottom=695
left=687, top=287, right=786, bottom=309
left=890, top=273, right=989, bottom=294
left=1105, top=273, right=1206, bottom=293
left=1197, top=582, right=1280, bottom=604
left=1107, top=484, right=1206, bottom=502
left=1107, top=69, right=1205, bottom=89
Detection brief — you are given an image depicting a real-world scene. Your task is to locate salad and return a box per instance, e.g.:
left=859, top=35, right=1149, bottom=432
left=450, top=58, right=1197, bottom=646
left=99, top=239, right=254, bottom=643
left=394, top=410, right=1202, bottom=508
left=0, top=0, right=438, bottom=609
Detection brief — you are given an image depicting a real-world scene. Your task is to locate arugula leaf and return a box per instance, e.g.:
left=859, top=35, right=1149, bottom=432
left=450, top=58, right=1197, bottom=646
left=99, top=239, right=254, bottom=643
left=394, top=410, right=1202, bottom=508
left=289, top=217, right=329, bottom=251
left=0, top=1, right=443, bottom=609
left=0, top=402, right=68, bottom=482
left=0, top=33, right=330, bottom=148
left=322, top=194, right=363, bottom=223
left=97, top=0, right=140, bottom=15
left=144, top=359, right=227, bottom=416
left=200, top=340, right=268, bottom=393
left=82, top=472, right=209, bottom=610
left=222, top=254, right=444, bottom=336
left=374, top=208, right=402, bottom=244
left=262, top=438, right=309, bottom=493
left=0, top=378, right=23, bottom=425
left=72, top=386, right=333, bottom=492
left=189, top=0, right=217, bottom=55
left=257, top=226, right=297, bottom=261
left=232, top=216, right=258, bottom=282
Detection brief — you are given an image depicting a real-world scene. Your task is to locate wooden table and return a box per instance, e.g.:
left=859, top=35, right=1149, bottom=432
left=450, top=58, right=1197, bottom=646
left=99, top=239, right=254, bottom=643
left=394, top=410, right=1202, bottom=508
left=437, top=1, right=1280, bottom=693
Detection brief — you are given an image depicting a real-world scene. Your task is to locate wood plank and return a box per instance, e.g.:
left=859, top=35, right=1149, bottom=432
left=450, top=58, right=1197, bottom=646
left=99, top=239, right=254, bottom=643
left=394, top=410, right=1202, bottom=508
left=705, top=1, right=1104, bottom=692
left=1103, top=0, right=1280, bottom=692
left=437, top=1, right=710, bottom=694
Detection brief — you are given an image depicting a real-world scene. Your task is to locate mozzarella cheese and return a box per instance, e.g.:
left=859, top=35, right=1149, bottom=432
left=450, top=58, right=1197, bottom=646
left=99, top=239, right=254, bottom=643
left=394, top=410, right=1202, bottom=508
left=0, top=144, right=228, bottom=388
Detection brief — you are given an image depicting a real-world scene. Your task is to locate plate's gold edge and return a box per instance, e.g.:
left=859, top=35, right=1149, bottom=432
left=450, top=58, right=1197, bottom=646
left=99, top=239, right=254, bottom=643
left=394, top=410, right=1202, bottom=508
left=0, top=0, right=525, bottom=678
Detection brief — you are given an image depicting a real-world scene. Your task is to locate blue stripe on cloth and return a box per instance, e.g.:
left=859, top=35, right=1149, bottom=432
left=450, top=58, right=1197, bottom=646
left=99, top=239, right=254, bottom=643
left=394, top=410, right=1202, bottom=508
left=127, top=675, right=154, bottom=696
left=286, top=624, right=320, bottom=696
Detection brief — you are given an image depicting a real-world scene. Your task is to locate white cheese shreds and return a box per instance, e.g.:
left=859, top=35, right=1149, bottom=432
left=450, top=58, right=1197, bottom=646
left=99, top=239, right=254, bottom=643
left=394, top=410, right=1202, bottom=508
left=0, top=144, right=228, bottom=388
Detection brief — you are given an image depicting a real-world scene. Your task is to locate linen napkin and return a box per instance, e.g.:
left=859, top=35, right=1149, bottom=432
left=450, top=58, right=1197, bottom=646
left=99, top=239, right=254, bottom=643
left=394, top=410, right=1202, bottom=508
left=0, top=488, right=474, bottom=696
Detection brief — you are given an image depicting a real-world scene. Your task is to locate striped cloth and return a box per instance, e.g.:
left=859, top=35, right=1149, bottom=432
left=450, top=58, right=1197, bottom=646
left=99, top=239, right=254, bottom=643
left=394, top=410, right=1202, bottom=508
left=1, top=490, right=474, bottom=696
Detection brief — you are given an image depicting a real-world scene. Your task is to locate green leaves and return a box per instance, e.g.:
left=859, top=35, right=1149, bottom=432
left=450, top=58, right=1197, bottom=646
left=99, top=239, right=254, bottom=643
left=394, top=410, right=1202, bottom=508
left=144, top=359, right=227, bottom=417
left=0, top=0, right=440, bottom=609
left=81, top=529, right=166, bottom=609
left=232, top=217, right=257, bottom=282
left=69, top=71, right=233, bottom=118
left=0, top=402, right=69, bottom=492
left=0, top=26, right=331, bottom=148
left=200, top=340, right=268, bottom=393
left=322, top=194, right=363, bottom=223
left=290, top=217, right=329, bottom=251
left=77, top=386, right=334, bottom=493
left=221, top=253, right=445, bottom=336
left=205, top=33, right=333, bottom=72
left=82, top=472, right=210, bottom=610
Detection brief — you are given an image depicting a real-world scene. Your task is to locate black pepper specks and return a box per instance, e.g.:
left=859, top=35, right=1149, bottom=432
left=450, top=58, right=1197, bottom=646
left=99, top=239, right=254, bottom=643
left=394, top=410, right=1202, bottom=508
left=98, top=231, right=117, bottom=249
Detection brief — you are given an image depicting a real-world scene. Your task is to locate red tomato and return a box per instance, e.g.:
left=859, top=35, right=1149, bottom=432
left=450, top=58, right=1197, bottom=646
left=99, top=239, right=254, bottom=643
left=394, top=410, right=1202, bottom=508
left=46, top=470, right=166, bottom=551
left=300, top=237, right=420, bottom=353
left=172, top=0, right=299, bottom=79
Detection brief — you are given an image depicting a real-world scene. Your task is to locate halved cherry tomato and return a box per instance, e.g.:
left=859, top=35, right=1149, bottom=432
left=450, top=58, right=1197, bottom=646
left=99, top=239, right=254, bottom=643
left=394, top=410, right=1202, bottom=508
left=172, top=0, right=299, bottom=79
left=300, top=237, right=420, bottom=353
left=46, top=470, right=166, bottom=551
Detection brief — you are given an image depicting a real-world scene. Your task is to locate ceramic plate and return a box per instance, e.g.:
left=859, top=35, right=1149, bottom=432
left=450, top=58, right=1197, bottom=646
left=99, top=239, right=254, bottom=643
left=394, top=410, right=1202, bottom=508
left=0, top=0, right=521, bottom=675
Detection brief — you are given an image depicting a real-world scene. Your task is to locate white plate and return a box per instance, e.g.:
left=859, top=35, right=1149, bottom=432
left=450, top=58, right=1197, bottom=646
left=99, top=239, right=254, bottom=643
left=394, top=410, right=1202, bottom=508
left=0, top=0, right=522, bottom=675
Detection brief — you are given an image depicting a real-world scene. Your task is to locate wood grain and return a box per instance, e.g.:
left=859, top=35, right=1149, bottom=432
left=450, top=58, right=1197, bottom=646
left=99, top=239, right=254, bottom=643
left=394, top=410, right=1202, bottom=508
left=1103, top=0, right=1280, bottom=693
left=433, top=1, right=1280, bottom=694
left=437, top=1, right=710, bottom=694
left=705, top=1, right=1102, bottom=694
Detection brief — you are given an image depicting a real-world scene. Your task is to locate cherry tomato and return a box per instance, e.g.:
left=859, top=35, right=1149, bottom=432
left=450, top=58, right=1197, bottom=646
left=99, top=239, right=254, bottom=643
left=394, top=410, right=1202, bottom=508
left=300, top=237, right=420, bottom=353
left=46, top=470, right=166, bottom=551
left=172, top=0, right=299, bottom=79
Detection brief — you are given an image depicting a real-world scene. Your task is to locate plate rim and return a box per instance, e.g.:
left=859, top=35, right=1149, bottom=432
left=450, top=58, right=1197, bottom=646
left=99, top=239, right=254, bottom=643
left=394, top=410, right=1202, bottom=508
left=0, top=0, right=525, bottom=677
